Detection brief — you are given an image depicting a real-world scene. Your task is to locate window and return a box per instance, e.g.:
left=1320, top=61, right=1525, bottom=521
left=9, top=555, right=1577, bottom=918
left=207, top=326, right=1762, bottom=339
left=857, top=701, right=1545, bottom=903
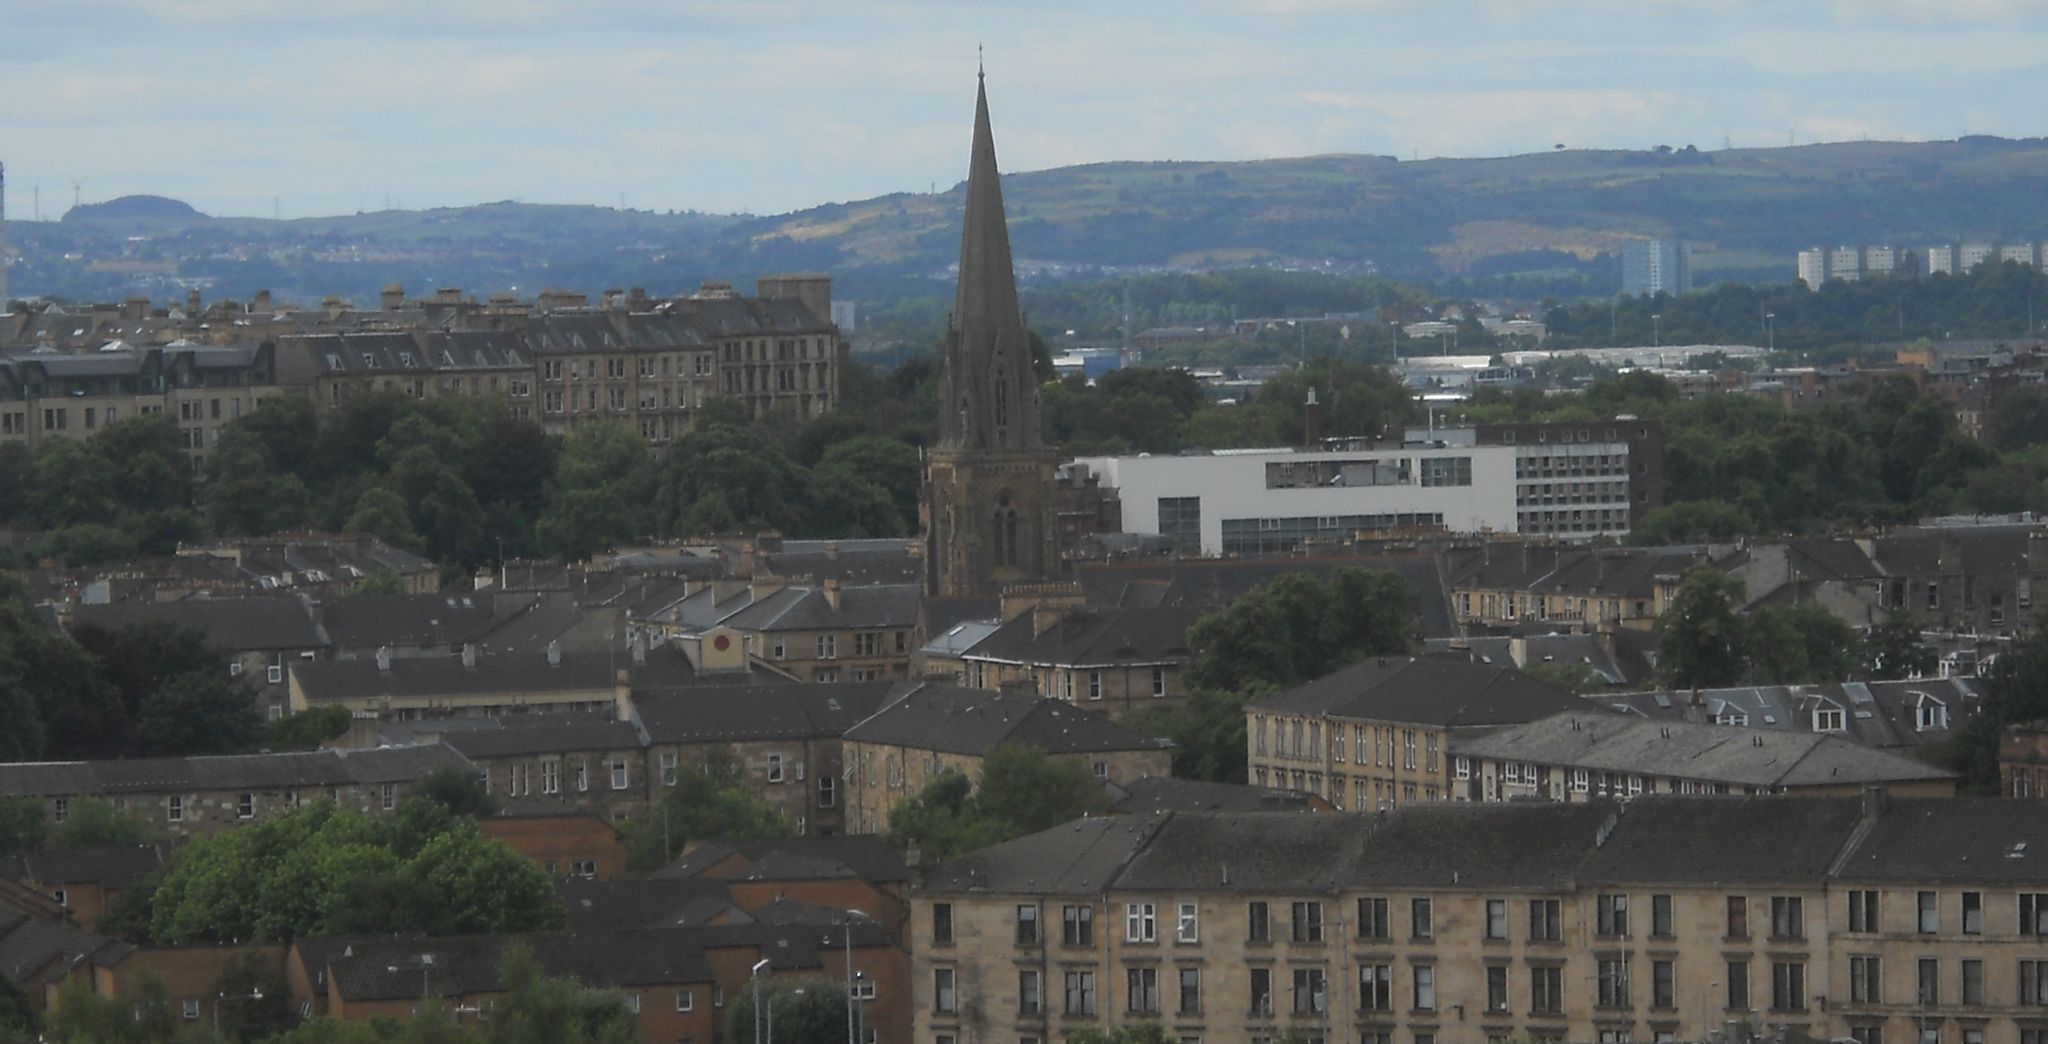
left=1065, top=971, right=1096, bottom=1015
left=236, top=793, right=255, bottom=819
left=816, top=635, right=837, bottom=659
left=934, top=968, right=956, bottom=1013
left=1770, top=896, right=1804, bottom=939
left=1963, top=891, right=1982, bottom=934
left=1851, top=956, right=1882, bottom=1003
left=542, top=760, right=560, bottom=795
left=1178, top=967, right=1201, bottom=1015
left=1358, top=964, right=1392, bottom=1011
left=675, top=990, right=693, bottom=1012
left=167, top=795, right=183, bottom=822
left=1250, top=968, right=1273, bottom=1016
left=1127, top=967, right=1161, bottom=1013
left=1487, top=966, right=1510, bottom=1013
left=1357, top=897, right=1390, bottom=939
left=1918, top=958, right=1940, bottom=1006
left=933, top=903, right=953, bottom=945
left=1849, top=890, right=1879, bottom=933
left=817, top=775, right=835, bottom=808
left=1529, top=899, right=1562, bottom=941
left=1153, top=668, right=1167, bottom=698
left=1248, top=901, right=1270, bottom=943
left=766, top=753, right=785, bottom=783
left=1651, top=894, right=1673, bottom=938
left=1127, top=902, right=1157, bottom=943
left=1531, top=965, right=1562, bottom=1014
left=1727, top=961, right=1749, bottom=1011
left=183, top=999, right=201, bottom=1020
left=1412, top=965, right=1436, bottom=1011
left=610, top=758, right=629, bottom=790
left=659, top=752, right=678, bottom=786
left=1088, top=672, right=1103, bottom=700
left=575, top=759, right=588, bottom=792
left=1813, top=707, right=1846, bottom=732
left=1771, top=961, right=1806, bottom=1011
left=1597, top=894, right=1630, bottom=937
left=1485, top=899, right=1509, bottom=940
left=2023, top=893, right=2048, bottom=935
left=1291, top=901, right=1324, bottom=942
left=1650, top=959, right=1674, bottom=1009
left=1917, top=891, right=1939, bottom=933
left=1177, top=902, right=1199, bottom=943
left=1961, top=958, right=1984, bottom=1005
left=1019, top=969, right=1042, bottom=1015
left=2023, top=959, right=2048, bottom=1005
left=1411, top=898, right=1433, bottom=939
left=1598, top=958, right=1630, bottom=1008
left=1727, top=896, right=1749, bottom=939
left=622, top=994, right=640, bottom=1014
left=1290, top=968, right=1326, bottom=1014
left=1062, top=904, right=1093, bottom=946
left=1016, top=904, right=1039, bottom=945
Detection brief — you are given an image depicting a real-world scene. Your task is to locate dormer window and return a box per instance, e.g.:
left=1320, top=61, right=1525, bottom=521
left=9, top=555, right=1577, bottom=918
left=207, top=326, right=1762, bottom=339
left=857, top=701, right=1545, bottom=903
left=1914, top=694, right=1948, bottom=732
left=1812, top=707, right=1846, bottom=733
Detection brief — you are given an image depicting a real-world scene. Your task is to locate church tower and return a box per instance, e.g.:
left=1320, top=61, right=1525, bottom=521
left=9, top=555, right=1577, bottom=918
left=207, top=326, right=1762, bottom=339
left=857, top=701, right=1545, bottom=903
left=924, top=72, right=1060, bottom=597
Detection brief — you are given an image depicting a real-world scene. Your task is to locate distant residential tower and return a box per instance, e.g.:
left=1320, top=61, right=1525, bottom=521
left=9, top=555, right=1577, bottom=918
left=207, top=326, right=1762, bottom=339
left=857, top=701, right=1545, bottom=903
left=1620, top=238, right=1690, bottom=297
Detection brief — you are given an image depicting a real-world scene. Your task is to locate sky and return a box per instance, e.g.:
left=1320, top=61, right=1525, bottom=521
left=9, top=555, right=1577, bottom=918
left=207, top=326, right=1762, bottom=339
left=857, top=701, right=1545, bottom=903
left=4, top=0, right=2047, bottom=221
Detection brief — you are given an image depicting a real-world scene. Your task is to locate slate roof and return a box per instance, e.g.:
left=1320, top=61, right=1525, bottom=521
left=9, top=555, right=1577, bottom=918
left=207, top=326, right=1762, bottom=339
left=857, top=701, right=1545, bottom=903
left=1075, top=554, right=1459, bottom=640
left=652, top=835, right=910, bottom=884
left=1424, top=633, right=1635, bottom=687
left=441, top=720, right=646, bottom=759
left=305, top=928, right=723, bottom=1002
left=718, top=583, right=919, bottom=633
left=555, top=878, right=739, bottom=931
left=10, top=845, right=166, bottom=889
left=316, top=592, right=516, bottom=650
left=0, top=743, right=469, bottom=797
left=921, top=619, right=1002, bottom=660
left=962, top=606, right=1205, bottom=669
left=1112, top=812, right=1365, bottom=893
left=1575, top=796, right=1869, bottom=886
left=921, top=815, right=1161, bottom=896
left=1442, top=544, right=1706, bottom=602
left=1876, top=526, right=2032, bottom=576
left=71, top=594, right=328, bottom=652
left=1254, top=656, right=1588, bottom=728
left=292, top=649, right=617, bottom=703
left=0, top=909, right=130, bottom=983
left=1102, top=776, right=1322, bottom=815
left=1590, top=679, right=1986, bottom=750
left=1451, top=712, right=1957, bottom=789
left=843, top=683, right=1171, bottom=757
left=633, top=681, right=894, bottom=744
left=1834, top=796, right=2048, bottom=884
left=758, top=545, right=921, bottom=585
left=1347, top=802, right=1621, bottom=889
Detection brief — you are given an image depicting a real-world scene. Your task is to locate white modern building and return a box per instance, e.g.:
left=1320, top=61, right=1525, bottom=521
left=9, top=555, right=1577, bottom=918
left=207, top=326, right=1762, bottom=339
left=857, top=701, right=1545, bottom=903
left=1828, top=245, right=1862, bottom=281
left=1927, top=244, right=1956, bottom=275
left=1863, top=244, right=1896, bottom=275
left=1072, top=424, right=1650, bottom=555
left=1797, top=248, right=1827, bottom=287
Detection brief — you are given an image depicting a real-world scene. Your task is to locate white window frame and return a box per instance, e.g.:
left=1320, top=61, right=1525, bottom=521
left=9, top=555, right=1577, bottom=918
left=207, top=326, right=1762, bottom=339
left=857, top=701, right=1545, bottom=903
left=1177, top=902, right=1199, bottom=943
left=767, top=753, right=786, bottom=783
left=610, top=758, right=629, bottom=790
left=1126, top=902, right=1158, bottom=943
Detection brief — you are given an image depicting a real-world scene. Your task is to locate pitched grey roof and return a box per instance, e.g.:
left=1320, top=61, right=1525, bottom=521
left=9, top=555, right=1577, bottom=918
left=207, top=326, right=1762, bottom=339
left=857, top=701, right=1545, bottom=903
left=11, top=845, right=166, bottom=889
left=305, top=928, right=721, bottom=1002
left=440, top=720, right=646, bottom=759
left=1112, top=812, right=1365, bottom=893
left=1451, top=712, right=1957, bottom=789
left=718, top=583, right=919, bottom=633
left=844, top=683, right=1170, bottom=758
left=1076, top=553, right=1459, bottom=640
left=1575, top=796, right=1868, bottom=886
left=0, top=744, right=470, bottom=797
left=1347, top=802, right=1621, bottom=889
left=71, top=594, right=328, bottom=652
left=292, top=649, right=618, bottom=703
left=554, top=878, right=738, bottom=931
left=1835, top=796, right=2048, bottom=884
left=316, top=592, right=516, bottom=650
left=1424, top=633, right=1634, bottom=687
left=653, top=835, right=910, bottom=884
left=633, top=681, right=894, bottom=744
left=1589, top=679, right=1985, bottom=750
left=1103, top=776, right=1322, bottom=815
left=1255, top=656, right=1588, bottom=728
left=963, top=606, right=1204, bottom=669
left=921, top=815, right=1160, bottom=896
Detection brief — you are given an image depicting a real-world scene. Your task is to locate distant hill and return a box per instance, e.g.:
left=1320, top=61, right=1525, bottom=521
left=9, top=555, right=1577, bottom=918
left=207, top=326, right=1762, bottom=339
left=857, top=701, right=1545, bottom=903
left=13, top=137, right=2048, bottom=307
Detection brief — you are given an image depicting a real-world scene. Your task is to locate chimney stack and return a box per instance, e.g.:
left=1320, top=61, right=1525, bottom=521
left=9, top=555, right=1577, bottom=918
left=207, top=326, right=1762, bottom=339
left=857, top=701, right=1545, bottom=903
left=186, top=289, right=202, bottom=316
left=460, top=643, right=477, bottom=669
left=823, top=578, right=841, bottom=611
left=546, top=640, right=562, bottom=667
left=375, top=646, right=392, bottom=672
left=1303, top=385, right=1324, bottom=447
left=252, top=289, right=273, bottom=314
left=381, top=285, right=405, bottom=311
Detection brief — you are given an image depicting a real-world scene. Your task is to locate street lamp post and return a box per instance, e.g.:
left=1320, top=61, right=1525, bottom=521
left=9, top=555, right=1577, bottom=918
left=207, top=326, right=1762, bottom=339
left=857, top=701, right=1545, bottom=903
left=833, top=909, right=873, bottom=1044
left=1652, top=312, right=1662, bottom=349
left=1765, top=312, right=1776, bottom=353
left=750, top=957, right=772, bottom=1044
left=387, top=955, right=434, bottom=1017
left=213, top=988, right=264, bottom=1033
left=1700, top=980, right=1721, bottom=1044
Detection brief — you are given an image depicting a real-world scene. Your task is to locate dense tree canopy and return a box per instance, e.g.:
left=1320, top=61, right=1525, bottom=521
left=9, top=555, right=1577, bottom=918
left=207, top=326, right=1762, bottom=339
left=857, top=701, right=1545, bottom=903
left=622, top=748, right=795, bottom=873
left=887, top=746, right=1109, bottom=861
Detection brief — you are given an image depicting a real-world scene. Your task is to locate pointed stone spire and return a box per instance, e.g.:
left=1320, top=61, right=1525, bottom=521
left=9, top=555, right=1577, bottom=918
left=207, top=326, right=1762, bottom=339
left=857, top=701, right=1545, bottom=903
left=939, top=71, right=1039, bottom=451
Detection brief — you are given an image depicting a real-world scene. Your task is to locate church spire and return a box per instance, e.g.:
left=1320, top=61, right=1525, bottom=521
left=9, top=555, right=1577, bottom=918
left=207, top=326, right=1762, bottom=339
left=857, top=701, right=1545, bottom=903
left=939, top=70, right=1039, bottom=451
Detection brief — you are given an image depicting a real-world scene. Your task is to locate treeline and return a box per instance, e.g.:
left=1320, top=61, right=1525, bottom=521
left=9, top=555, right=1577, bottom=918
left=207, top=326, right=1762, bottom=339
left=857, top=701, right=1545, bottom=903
left=1450, top=369, right=2037, bottom=542
left=1542, top=261, right=2048, bottom=356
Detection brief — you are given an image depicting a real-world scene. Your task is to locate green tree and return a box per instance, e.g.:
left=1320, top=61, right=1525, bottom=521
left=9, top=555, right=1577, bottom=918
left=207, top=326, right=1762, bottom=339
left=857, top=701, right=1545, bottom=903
left=211, top=950, right=294, bottom=1043
left=800, top=464, right=905, bottom=538
left=0, top=798, right=48, bottom=859
left=1654, top=566, right=1749, bottom=688
left=1068, top=1025, right=1178, bottom=1044
left=1863, top=609, right=1936, bottom=679
left=49, top=798, right=162, bottom=849
left=0, top=572, right=120, bottom=760
left=1185, top=568, right=1416, bottom=692
left=345, top=486, right=423, bottom=549
left=1128, top=683, right=1263, bottom=784
left=135, top=670, right=263, bottom=757
left=263, top=705, right=354, bottom=751
left=410, top=764, right=498, bottom=820
left=535, top=422, right=654, bottom=561
left=1522, top=660, right=1608, bottom=695
left=887, top=747, right=1108, bottom=860
left=1743, top=604, right=1860, bottom=685
left=1942, top=629, right=2048, bottom=792
left=657, top=422, right=804, bottom=536
left=480, top=945, right=636, bottom=1044
left=624, top=749, right=795, bottom=873
left=0, top=972, right=32, bottom=1040
left=724, top=977, right=849, bottom=1044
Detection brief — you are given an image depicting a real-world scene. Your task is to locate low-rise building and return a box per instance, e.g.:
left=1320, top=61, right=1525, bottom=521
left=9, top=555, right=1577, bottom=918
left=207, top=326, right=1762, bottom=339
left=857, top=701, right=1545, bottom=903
left=2001, top=720, right=2048, bottom=797
left=1247, top=656, right=1589, bottom=809
left=955, top=603, right=1205, bottom=712
left=1, top=844, right=165, bottom=932
left=1450, top=711, right=1958, bottom=801
left=842, top=683, right=1173, bottom=835
left=1590, top=678, right=1985, bottom=752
